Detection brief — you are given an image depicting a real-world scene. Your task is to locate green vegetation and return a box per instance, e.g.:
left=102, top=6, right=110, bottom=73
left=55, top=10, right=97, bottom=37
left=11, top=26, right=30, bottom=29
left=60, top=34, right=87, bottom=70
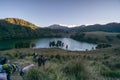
left=0, top=18, right=65, bottom=40
left=5, top=18, right=38, bottom=30
left=71, top=32, right=120, bottom=45
left=0, top=47, right=120, bottom=80
left=96, top=43, right=112, bottom=49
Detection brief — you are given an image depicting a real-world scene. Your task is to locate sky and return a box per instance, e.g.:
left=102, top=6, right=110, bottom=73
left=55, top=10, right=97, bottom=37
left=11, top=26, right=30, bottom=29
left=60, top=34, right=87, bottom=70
left=0, top=0, right=120, bottom=27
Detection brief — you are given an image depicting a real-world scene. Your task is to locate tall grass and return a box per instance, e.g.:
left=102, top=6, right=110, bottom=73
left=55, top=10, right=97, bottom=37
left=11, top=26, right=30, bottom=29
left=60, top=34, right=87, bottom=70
left=62, top=60, right=89, bottom=80
left=23, top=59, right=90, bottom=80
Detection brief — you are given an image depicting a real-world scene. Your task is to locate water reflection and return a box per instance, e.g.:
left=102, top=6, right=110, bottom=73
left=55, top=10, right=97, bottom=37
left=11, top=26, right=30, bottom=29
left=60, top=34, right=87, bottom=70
left=0, top=38, right=97, bottom=51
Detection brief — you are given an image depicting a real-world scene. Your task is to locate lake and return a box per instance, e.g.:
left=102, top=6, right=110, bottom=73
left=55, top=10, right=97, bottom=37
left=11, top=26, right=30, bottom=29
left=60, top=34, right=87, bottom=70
left=0, top=38, right=97, bottom=51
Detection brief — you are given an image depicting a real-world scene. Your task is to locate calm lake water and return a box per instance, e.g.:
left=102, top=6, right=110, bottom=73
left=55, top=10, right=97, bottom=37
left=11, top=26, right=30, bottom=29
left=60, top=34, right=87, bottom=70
left=0, top=38, right=97, bottom=51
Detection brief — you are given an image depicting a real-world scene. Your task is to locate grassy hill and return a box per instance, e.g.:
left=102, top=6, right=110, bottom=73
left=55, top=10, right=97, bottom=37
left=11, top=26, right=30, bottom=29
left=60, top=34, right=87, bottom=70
left=71, top=31, right=120, bottom=45
left=0, top=18, right=65, bottom=40
left=5, top=18, right=38, bottom=30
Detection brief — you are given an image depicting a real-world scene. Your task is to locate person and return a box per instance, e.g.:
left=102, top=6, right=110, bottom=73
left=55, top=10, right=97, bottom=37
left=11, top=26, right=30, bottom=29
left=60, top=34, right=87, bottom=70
left=20, top=64, right=35, bottom=76
left=2, top=63, right=19, bottom=80
left=0, top=57, right=8, bottom=80
left=37, top=55, right=47, bottom=68
left=42, top=56, right=47, bottom=67
left=0, top=57, right=19, bottom=80
left=32, top=49, right=38, bottom=62
left=37, top=55, right=42, bottom=67
left=66, top=45, right=68, bottom=49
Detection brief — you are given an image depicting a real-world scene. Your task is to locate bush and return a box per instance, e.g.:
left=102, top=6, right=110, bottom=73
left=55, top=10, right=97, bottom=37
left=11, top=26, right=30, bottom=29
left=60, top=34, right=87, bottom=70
left=96, top=43, right=112, bottom=49
left=63, top=60, right=89, bottom=80
left=100, top=65, right=120, bottom=78
left=116, top=34, right=120, bottom=39
left=23, top=68, right=42, bottom=80
left=106, top=36, right=113, bottom=41
left=24, top=66, right=62, bottom=80
left=102, top=70, right=120, bottom=78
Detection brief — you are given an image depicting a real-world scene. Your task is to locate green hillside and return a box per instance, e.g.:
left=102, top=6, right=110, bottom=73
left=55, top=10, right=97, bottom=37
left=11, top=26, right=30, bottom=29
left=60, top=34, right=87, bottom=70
left=0, top=18, right=65, bottom=40
left=71, top=31, right=120, bottom=45
left=5, top=18, right=38, bottom=30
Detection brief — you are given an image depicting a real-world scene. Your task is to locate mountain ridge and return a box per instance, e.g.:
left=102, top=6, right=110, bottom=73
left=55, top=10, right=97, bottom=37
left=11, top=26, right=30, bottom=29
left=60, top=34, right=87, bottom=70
left=0, top=17, right=120, bottom=40
left=48, top=22, right=120, bottom=32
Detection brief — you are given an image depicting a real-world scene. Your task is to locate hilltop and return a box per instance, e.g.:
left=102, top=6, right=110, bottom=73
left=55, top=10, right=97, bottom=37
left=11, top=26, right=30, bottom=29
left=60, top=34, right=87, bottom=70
left=0, top=18, right=38, bottom=29
left=0, top=18, right=64, bottom=40
left=5, top=18, right=38, bottom=29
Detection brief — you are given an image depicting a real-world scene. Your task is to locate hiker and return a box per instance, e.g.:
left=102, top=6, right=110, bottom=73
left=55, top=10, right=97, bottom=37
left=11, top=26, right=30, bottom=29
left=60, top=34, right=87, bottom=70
left=0, top=57, right=8, bottom=80
left=0, top=63, right=19, bottom=80
left=20, top=64, right=35, bottom=76
left=32, top=49, right=38, bottom=62
left=37, top=55, right=42, bottom=67
left=0, top=64, right=7, bottom=80
left=0, top=57, right=19, bottom=80
left=3, top=63, right=19, bottom=80
left=42, top=56, right=47, bottom=67
left=37, top=55, right=47, bottom=67
left=66, top=45, right=68, bottom=49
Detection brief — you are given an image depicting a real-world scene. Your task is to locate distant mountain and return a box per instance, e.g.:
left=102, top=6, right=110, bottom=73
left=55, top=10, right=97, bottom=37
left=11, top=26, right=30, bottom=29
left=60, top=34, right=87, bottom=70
left=47, top=23, right=120, bottom=32
left=71, top=22, right=120, bottom=32
left=0, top=17, right=120, bottom=40
left=48, top=24, right=69, bottom=31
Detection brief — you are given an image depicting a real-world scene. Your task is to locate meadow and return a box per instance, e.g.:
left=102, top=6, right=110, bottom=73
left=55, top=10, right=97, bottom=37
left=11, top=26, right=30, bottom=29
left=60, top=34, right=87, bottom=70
left=0, top=46, right=120, bottom=80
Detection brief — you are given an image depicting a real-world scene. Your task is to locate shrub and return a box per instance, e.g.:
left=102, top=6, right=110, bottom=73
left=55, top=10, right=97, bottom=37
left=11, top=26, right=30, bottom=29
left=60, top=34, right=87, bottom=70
left=116, top=34, right=120, bottom=39
left=24, top=66, right=62, bottom=80
left=63, top=60, right=89, bottom=80
left=96, top=43, right=112, bottom=49
left=106, top=36, right=113, bottom=41
left=100, top=65, right=120, bottom=78
left=23, top=68, right=42, bottom=80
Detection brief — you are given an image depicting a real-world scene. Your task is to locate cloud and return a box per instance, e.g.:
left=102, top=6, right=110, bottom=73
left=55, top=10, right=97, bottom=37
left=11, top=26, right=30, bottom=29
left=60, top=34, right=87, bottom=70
left=59, top=24, right=79, bottom=27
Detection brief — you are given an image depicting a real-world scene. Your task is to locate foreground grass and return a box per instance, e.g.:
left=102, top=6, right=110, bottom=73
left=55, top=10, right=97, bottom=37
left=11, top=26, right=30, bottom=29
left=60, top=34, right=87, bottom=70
left=0, top=47, right=120, bottom=80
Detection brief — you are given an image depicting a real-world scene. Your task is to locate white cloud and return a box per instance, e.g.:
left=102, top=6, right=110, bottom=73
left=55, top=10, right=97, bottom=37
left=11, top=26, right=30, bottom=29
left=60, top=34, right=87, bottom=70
left=59, top=24, right=79, bottom=27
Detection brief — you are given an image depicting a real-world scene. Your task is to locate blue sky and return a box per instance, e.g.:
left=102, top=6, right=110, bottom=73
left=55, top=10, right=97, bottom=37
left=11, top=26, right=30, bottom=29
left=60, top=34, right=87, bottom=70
left=0, top=0, right=120, bottom=27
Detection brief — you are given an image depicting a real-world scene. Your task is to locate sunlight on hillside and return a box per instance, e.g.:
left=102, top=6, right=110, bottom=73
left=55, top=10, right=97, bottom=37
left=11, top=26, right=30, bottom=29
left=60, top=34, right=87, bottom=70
left=5, top=18, right=38, bottom=30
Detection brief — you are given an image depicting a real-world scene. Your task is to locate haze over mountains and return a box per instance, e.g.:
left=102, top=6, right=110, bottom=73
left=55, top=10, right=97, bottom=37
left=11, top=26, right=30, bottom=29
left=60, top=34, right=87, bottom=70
left=0, top=18, right=120, bottom=40
left=48, top=23, right=120, bottom=32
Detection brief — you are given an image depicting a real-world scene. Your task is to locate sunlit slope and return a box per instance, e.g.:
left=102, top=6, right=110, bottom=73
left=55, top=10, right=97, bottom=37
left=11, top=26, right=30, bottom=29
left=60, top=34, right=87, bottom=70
left=0, top=18, right=64, bottom=40
left=5, top=18, right=38, bottom=30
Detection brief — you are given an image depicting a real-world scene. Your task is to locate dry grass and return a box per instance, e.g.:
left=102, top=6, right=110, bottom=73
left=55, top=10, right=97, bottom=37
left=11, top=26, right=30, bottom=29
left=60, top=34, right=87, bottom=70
left=0, top=47, right=120, bottom=80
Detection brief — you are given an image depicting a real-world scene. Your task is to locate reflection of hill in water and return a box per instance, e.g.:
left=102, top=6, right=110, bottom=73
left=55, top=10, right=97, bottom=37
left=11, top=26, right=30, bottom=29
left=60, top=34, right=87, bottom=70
left=33, top=38, right=97, bottom=51
left=0, top=38, right=96, bottom=51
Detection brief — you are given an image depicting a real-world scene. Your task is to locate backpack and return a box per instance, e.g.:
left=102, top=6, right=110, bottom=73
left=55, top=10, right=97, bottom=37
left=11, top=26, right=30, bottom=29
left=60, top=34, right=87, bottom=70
left=2, top=64, right=10, bottom=71
left=2, top=63, right=19, bottom=74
